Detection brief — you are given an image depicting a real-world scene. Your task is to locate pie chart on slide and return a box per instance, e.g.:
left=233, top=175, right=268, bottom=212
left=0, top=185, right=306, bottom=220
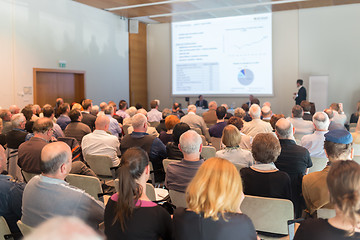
left=238, top=69, right=254, bottom=85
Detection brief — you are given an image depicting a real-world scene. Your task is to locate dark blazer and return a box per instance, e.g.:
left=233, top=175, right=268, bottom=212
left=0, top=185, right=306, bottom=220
left=295, top=86, right=307, bottom=105
left=81, top=112, right=96, bottom=131
left=195, top=99, right=208, bottom=109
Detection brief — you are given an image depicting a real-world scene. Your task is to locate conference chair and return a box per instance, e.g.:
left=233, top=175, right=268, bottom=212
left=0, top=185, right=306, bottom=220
left=162, top=159, right=181, bottom=173
left=169, top=190, right=186, bottom=208
left=191, top=128, right=202, bottom=135
left=148, top=161, right=155, bottom=185
left=200, top=135, right=207, bottom=146
left=353, top=155, right=360, bottom=165
left=114, top=179, right=164, bottom=202
left=6, top=148, right=23, bottom=182
left=353, top=143, right=360, bottom=156
left=349, top=123, right=357, bottom=132
left=316, top=208, right=336, bottom=219
left=200, top=146, right=216, bottom=160
left=21, top=170, right=38, bottom=183
left=84, top=154, right=117, bottom=181
left=16, top=220, right=33, bottom=237
left=149, top=122, right=160, bottom=128
left=233, top=163, right=246, bottom=172
left=122, top=124, right=131, bottom=135
left=240, top=195, right=295, bottom=238
left=210, top=137, right=222, bottom=151
left=65, top=174, right=103, bottom=201
left=0, top=216, right=12, bottom=240
left=308, top=157, right=328, bottom=173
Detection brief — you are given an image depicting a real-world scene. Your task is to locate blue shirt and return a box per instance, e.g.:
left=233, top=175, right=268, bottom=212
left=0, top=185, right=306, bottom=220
left=105, top=114, right=122, bottom=138
left=56, top=115, right=71, bottom=130
left=209, top=121, right=227, bottom=138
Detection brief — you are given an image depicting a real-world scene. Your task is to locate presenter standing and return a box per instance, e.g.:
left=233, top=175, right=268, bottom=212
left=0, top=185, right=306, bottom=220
left=195, top=95, right=208, bottom=109
left=294, top=79, right=306, bottom=105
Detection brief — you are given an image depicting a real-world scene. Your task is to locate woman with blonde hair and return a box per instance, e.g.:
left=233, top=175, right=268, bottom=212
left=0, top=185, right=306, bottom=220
left=173, top=157, right=258, bottom=240
left=215, top=125, right=254, bottom=167
left=294, top=160, right=360, bottom=239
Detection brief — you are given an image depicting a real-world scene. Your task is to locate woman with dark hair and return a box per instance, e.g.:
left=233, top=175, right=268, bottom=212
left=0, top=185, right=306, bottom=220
left=104, top=147, right=172, bottom=240
left=166, top=122, right=190, bottom=160
left=294, top=160, right=360, bottom=239
left=21, top=106, right=34, bottom=133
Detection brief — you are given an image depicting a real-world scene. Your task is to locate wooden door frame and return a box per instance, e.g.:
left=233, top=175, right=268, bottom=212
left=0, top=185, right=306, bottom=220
left=33, top=68, right=86, bottom=104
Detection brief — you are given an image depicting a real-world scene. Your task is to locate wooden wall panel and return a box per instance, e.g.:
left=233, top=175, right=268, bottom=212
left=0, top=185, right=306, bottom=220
left=129, top=22, right=148, bottom=108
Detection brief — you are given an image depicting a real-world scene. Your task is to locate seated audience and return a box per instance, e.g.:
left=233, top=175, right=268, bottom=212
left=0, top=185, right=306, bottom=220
left=209, top=106, right=227, bottom=138
left=234, top=107, right=246, bottom=120
left=301, top=112, right=330, bottom=158
left=180, top=105, right=211, bottom=142
left=166, top=122, right=190, bottom=160
left=330, top=102, right=347, bottom=126
left=221, top=104, right=233, bottom=119
left=21, top=106, right=34, bottom=133
left=195, top=95, right=208, bottom=109
left=127, top=109, right=159, bottom=137
left=147, top=100, right=162, bottom=123
left=215, top=125, right=253, bottom=167
left=294, top=160, right=360, bottom=240
left=261, top=105, right=272, bottom=122
left=123, top=106, right=137, bottom=126
left=98, top=101, right=107, bottom=116
left=81, top=99, right=96, bottom=131
left=241, top=104, right=252, bottom=122
left=108, top=101, right=123, bottom=124
left=104, top=105, right=122, bottom=138
left=159, top=115, right=180, bottom=145
left=202, top=101, right=218, bottom=127
left=287, top=105, right=315, bottom=138
left=302, top=129, right=353, bottom=215
left=120, top=113, right=167, bottom=182
left=90, top=105, right=99, bottom=116
left=105, top=147, right=171, bottom=240
left=173, top=157, right=257, bottom=240
left=71, top=103, right=82, bottom=111
left=42, top=105, right=64, bottom=139
left=0, top=109, right=13, bottom=134
left=240, top=133, right=292, bottom=201
left=350, top=101, right=360, bottom=124
left=6, top=113, right=28, bottom=149
left=82, top=115, right=120, bottom=167
left=241, top=104, right=273, bottom=138
left=54, top=98, right=64, bottom=118
left=270, top=114, right=285, bottom=132
left=165, top=130, right=204, bottom=193
left=21, top=142, right=104, bottom=228
left=0, top=145, right=25, bottom=236
left=227, top=116, right=252, bottom=150
left=172, top=102, right=185, bottom=119
left=324, top=108, right=347, bottom=131
left=9, top=105, right=20, bottom=115
left=156, top=108, right=172, bottom=133
left=301, top=100, right=313, bottom=121
left=116, top=100, right=130, bottom=119
left=56, top=103, right=71, bottom=130
left=64, top=109, right=91, bottom=144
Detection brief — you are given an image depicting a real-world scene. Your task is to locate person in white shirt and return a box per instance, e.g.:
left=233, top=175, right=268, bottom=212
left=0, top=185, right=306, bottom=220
left=301, top=112, right=330, bottom=158
left=147, top=100, right=162, bottom=123
left=330, top=102, right=347, bottom=126
left=241, top=104, right=273, bottom=138
left=82, top=115, right=120, bottom=167
left=287, top=105, right=315, bottom=139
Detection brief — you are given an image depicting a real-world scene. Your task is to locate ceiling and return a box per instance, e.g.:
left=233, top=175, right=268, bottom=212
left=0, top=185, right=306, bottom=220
left=74, top=0, right=360, bottom=23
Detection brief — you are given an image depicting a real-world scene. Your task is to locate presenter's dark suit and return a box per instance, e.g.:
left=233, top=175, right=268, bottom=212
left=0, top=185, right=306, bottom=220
left=295, top=86, right=306, bottom=105
left=195, top=100, right=208, bottom=109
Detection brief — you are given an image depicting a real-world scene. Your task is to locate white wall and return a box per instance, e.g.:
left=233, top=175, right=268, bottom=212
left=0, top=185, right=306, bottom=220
left=148, top=4, right=360, bottom=117
left=0, top=0, right=129, bottom=108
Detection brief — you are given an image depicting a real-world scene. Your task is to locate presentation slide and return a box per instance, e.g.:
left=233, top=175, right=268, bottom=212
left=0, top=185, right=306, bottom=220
left=171, top=13, right=272, bottom=96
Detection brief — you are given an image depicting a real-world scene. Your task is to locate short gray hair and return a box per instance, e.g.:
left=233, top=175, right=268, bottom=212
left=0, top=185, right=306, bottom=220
left=132, top=113, right=147, bottom=129
left=126, top=107, right=137, bottom=117
left=104, top=105, right=114, bottom=115
left=249, top=104, right=261, bottom=119
left=40, top=151, right=70, bottom=174
left=234, top=107, right=246, bottom=118
left=11, top=113, right=26, bottom=128
left=179, top=130, right=202, bottom=154
left=313, top=112, right=330, bottom=130
left=275, top=120, right=293, bottom=139
left=187, top=105, right=196, bottom=112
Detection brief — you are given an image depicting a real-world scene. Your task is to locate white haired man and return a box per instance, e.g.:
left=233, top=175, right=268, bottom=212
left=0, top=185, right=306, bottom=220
left=180, top=105, right=211, bottom=142
left=241, top=104, right=272, bottom=138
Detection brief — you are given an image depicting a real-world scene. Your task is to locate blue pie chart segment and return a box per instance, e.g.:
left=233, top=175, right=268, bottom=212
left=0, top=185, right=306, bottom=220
left=238, top=69, right=254, bottom=86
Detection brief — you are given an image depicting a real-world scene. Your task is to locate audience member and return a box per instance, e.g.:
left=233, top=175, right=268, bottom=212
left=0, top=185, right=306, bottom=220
left=295, top=160, right=360, bottom=240
left=147, top=100, right=162, bottom=123
left=202, top=101, right=218, bottom=127
left=21, top=142, right=104, bottom=228
left=120, top=113, right=167, bottom=182
left=221, top=104, right=233, bottom=119
left=241, top=104, right=272, bottom=138
left=156, top=108, right=172, bottom=133
left=241, top=104, right=252, bottom=122
left=180, top=105, right=211, bottom=142
left=324, top=108, right=346, bottom=131
left=195, top=95, right=208, bottom=109
left=123, top=106, right=137, bottom=125
left=81, top=99, right=96, bottom=130
left=0, top=109, right=13, bottom=134
left=82, top=115, right=120, bottom=167
left=209, top=106, right=227, bottom=138
left=165, top=130, right=203, bottom=192
left=90, top=105, right=99, bottom=116
left=166, top=122, right=190, bottom=160
left=6, top=113, right=28, bottom=149
left=127, top=109, right=159, bottom=137
left=135, top=103, right=143, bottom=110
left=104, top=105, right=122, bottom=138
left=98, top=102, right=108, bottom=116
left=302, top=129, right=353, bottom=215
left=287, top=105, right=315, bottom=138
left=300, top=112, right=330, bottom=158
left=64, top=109, right=91, bottom=144
left=9, top=105, right=20, bottom=115
left=72, top=103, right=82, bottom=111
left=116, top=100, right=130, bottom=119
left=261, top=105, right=272, bottom=122
left=275, top=118, right=312, bottom=217
left=350, top=101, right=360, bottom=124
left=172, top=102, right=185, bottom=119
left=240, top=133, right=292, bottom=201
left=42, top=105, right=64, bottom=139
left=159, top=115, right=179, bottom=145
left=234, top=107, right=246, bottom=119
left=227, top=116, right=252, bottom=150
left=33, top=104, right=41, bottom=117
left=108, top=101, right=123, bottom=124
left=215, top=125, right=253, bottom=167
left=54, top=98, right=64, bottom=118
left=105, top=147, right=171, bottom=240
left=301, top=100, right=313, bottom=121
left=21, top=106, right=34, bottom=133
left=173, top=157, right=257, bottom=240
left=56, top=103, right=71, bottom=131
left=270, top=114, right=284, bottom=131
left=330, top=103, right=347, bottom=126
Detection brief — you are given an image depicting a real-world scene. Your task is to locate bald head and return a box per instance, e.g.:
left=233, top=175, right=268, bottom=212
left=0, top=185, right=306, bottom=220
left=275, top=118, right=294, bottom=139
left=95, top=115, right=110, bottom=131
left=41, top=142, right=72, bottom=175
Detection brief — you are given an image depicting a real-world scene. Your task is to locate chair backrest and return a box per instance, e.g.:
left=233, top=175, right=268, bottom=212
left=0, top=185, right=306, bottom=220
left=200, top=146, right=216, bottom=160
left=350, top=123, right=357, bottom=132
left=84, top=154, right=114, bottom=178
left=17, top=220, right=33, bottom=237
left=233, top=163, right=246, bottom=172
left=6, top=148, right=23, bottom=182
left=210, top=137, right=222, bottom=151
left=146, top=183, right=156, bottom=201
left=308, top=157, right=328, bottom=173
left=148, top=161, right=155, bottom=185
left=191, top=128, right=202, bottom=135
left=65, top=174, right=103, bottom=200
left=317, top=208, right=336, bottom=219
left=169, top=189, right=187, bottom=208
left=200, top=135, right=207, bottom=146
left=21, top=170, right=38, bottom=183
left=240, top=195, right=294, bottom=235
left=294, top=133, right=306, bottom=143
left=122, top=124, right=131, bottom=135
left=0, top=216, right=11, bottom=240
left=353, top=156, right=360, bottom=165
left=149, top=122, right=160, bottom=128
left=162, top=159, right=181, bottom=173
left=353, top=143, right=360, bottom=156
